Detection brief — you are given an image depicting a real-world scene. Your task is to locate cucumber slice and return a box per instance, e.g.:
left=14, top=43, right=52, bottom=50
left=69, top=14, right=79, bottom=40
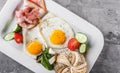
left=75, top=32, right=87, bottom=43
left=79, top=44, right=87, bottom=54
left=13, top=24, right=22, bottom=32
left=3, top=32, right=14, bottom=41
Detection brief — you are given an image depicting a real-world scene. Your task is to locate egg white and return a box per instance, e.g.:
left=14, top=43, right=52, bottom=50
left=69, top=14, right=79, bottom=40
left=23, top=26, right=46, bottom=59
left=39, top=13, right=74, bottom=49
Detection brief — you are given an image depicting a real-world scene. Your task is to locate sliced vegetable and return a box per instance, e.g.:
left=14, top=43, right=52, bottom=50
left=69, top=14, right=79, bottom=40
left=75, top=32, right=87, bottom=43
left=13, top=24, right=22, bottom=32
left=3, top=32, right=14, bottom=41
left=14, top=33, right=23, bottom=44
left=49, top=48, right=56, bottom=55
left=79, top=44, right=87, bottom=54
left=67, top=38, right=80, bottom=51
left=49, top=56, right=56, bottom=65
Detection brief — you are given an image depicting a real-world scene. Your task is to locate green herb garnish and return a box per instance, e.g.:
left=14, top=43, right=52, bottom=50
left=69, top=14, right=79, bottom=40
left=36, top=48, right=54, bottom=70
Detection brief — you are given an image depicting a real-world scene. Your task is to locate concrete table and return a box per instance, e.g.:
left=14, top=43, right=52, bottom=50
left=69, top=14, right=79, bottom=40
left=0, top=0, right=120, bottom=73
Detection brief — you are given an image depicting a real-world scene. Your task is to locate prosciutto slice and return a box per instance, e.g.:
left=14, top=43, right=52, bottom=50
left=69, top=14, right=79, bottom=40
left=16, top=0, right=47, bottom=29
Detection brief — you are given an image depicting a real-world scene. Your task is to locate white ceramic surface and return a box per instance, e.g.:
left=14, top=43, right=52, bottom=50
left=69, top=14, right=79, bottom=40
left=0, top=0, right=104, bottom=73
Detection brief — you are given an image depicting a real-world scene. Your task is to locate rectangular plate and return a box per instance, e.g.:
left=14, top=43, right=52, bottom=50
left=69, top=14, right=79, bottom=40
left=0, top=0, right=104, bottom=73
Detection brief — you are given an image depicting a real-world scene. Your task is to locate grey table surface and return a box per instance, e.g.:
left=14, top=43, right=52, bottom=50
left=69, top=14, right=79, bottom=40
left=0, top=0, right=120, bottom=73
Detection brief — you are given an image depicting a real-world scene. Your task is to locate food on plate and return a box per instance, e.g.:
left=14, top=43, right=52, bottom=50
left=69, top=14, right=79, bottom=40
left=3, top=26, right=23, bottom=44
left=26, top=0, right=47, bottom=12
left=74, top=32, right=88, bottom=54
left=15, top=6, right=40, bottom=29
left=54, top=50, right=87, bottom=73
left=79, top=44, right=87, bottom=54
left=49, top=55, right=56, bottom=65
left=16, top=0, right=47, bottom=29
left=27, top=39, right=42, bottom=55
left=3, top=32, right=14, bottom=41
left=75, top=32, right=88, bottom=43
left=4, top=0, right=47, bottom=42
left=50, top=29, right=66, bottom=45
left=49, top=48, right=56, bottom=55
left=23, top=26, right=45, bottom=58
left=14, top=33, right=23, bottom=44
left=13, top=24, right=22, bottom=32
left=39, top=13, right=74, bottom=49
left=36, top=48, right=54, bottom=70
left=67, top=38, right=80, bottom=51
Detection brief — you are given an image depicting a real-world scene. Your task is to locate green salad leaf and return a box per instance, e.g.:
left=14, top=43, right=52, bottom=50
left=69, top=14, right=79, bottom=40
left=36, top=48, right=54, bottom=70
left=41, top=54, right=54, bottom=70
left=13, top=24, right=22, bottom=32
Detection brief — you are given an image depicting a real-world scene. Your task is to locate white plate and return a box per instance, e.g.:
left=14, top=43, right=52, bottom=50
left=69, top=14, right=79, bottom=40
left=0, top=0, right=104, bottom=73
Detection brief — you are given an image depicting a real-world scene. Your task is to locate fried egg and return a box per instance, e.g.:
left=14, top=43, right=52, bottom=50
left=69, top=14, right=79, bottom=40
left=23, top=26, right=46, bottom=59
left=39, top=13, right=74, bottom=49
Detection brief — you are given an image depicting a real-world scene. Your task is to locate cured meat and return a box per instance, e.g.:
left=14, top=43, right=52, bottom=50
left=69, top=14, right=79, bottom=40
left=26, top=0, right=47, bottom=11
left=16, top=0, right=47, bottom=29
left=16, top=7, right=40, bottom=29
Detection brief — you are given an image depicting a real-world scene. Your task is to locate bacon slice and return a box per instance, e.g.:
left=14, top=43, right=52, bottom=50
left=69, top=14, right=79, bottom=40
left=16, top=0, right=47, bottom=29
left=16, top=7, right=40, bottom=29
left=25, top=0, right=47, bottom=17
left=27, top=0, right=47, bottom=11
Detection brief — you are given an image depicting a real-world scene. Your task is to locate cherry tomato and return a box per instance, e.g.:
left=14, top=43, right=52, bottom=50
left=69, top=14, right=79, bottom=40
left=67, top=38, right=80, bottom=51
left=14, top=33, right=23, bottom=44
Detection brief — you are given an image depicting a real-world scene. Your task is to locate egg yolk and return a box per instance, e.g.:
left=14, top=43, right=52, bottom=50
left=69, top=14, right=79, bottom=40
left=27, top=40, right=42, bottom=55
left=50, top=30, right=66, bottom=45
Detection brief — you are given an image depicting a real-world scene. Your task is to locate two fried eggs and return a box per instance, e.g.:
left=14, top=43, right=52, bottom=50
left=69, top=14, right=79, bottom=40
left=23, top=13, right=74, bottom=58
